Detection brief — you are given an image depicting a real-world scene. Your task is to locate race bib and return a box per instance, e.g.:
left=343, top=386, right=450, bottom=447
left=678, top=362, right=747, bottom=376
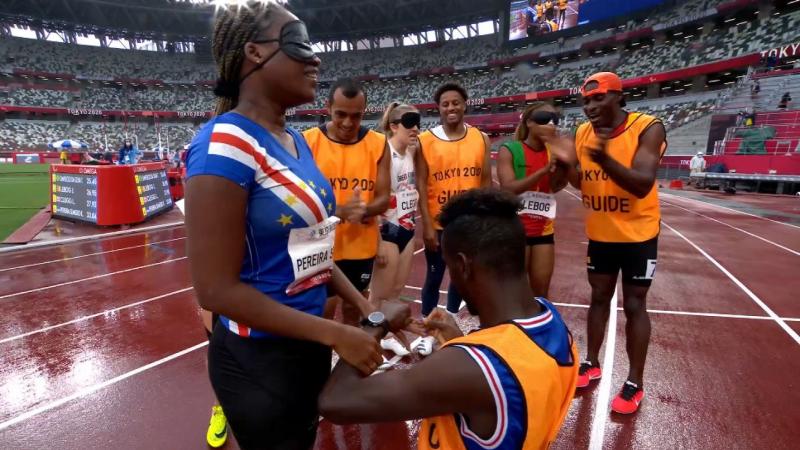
left=397, top=188, right=419, bottom=220
left=285, top=216, right=339, bottom=296
left=519, top=191, right=557, bottom=219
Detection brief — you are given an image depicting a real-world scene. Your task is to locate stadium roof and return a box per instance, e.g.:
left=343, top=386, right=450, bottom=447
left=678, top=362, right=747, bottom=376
left=0, top=0, right=500, bottom=42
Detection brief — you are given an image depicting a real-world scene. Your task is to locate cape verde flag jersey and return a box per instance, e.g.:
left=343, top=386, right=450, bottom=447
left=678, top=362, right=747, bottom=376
left=186, top=112, right=337, bottom=338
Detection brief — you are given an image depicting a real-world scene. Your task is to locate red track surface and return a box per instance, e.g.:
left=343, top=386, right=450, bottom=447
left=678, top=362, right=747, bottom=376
left=1, top=190, right=799, bottom=449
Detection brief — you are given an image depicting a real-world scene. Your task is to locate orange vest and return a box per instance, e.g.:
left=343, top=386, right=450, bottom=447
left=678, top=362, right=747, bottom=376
left=418, top=309, right=578, bottom=450
left=575, top=112, right=665, bottom=243
left=419, top=125, right=486, bottom=230
left=304, top=126, right=386, bottom=260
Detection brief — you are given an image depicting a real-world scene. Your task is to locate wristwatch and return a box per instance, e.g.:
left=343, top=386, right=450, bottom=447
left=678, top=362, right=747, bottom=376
left=361, top=311, right=390, bottom=334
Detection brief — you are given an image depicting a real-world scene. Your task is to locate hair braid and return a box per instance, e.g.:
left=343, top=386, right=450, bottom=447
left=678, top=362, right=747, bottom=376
left=210, top=1, right=280, bottom=116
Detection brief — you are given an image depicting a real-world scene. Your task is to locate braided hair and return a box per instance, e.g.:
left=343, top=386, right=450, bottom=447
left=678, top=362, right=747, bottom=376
left=211, top=1, right=285, bottom=116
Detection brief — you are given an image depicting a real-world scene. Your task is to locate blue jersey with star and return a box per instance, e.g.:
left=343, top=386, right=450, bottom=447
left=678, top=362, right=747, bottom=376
left=186, top=112, right=335, bottom=337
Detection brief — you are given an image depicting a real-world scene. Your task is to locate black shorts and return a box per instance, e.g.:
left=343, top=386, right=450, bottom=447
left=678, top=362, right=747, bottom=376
left=335, top=258, right=375, bottom=292
left=208, top=324, right=331, bottom=450
left=380, top=222, right=415, bottom=252
left=587, top=236, right=658, bottom=287
left=205, top=312, right=220, bottom=341
left=526, top=234, right=555, bottom=246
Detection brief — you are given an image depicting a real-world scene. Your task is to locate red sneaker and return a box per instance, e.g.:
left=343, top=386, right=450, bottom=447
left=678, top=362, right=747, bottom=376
left=611, top=381, right=644, bottom=414
left=576, top=361, right=602, bottom=388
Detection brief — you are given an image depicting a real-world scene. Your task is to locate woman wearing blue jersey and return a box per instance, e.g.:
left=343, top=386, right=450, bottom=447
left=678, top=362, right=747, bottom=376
left=184, top=2, right=406, bottom=448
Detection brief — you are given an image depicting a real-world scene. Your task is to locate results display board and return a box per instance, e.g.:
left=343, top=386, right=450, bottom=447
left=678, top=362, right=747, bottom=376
left=52, top=172, right=98, bottom=223
left=51, top=163, right=173, bottom=226
left=133, top=167, right=174, bottom=219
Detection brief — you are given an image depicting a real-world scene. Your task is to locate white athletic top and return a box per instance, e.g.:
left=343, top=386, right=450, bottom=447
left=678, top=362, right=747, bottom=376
left=383, top=140, right=418, bottom=230
left=430, top=123, right=470, bottom=141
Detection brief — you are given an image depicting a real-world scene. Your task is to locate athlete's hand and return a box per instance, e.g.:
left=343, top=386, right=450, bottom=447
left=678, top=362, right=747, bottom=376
left=424, top=309, right=464, bottom=345
left=587, top=130, right=610, bottom=165
left=407, top=136, right=420, bottom=153
left=378, top=300, right=425, bottom=350
left=379, top=300, right=413, bottom=333
left=423, top=225, right=438, bottom=252
left=359, top=215, right=374, bottom=225
left=338, top=187, right=367, bottom=224
left=536, top=158, right=557, bottom=176
left=333, top=324, right=383, bottom=375
left=357, top=296, right=377, bottom=319
left=403, top=318, right=428, bottom=337
left=541, top=134, right=577, bottom=166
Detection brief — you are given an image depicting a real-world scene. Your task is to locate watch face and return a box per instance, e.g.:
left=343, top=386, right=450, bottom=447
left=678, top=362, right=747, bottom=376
left=368, top=311, right=386, bottom=324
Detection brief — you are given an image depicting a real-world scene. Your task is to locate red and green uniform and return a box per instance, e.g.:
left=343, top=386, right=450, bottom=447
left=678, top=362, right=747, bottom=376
left=502, top=141, right=555, bottom=238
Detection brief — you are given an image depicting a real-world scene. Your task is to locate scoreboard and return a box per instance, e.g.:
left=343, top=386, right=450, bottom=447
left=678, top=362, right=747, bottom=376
left=51, top=172, right=99, bottom=223
left=133, top=167, right=174, bottom=219
left=51, top=163, right=174, bottom=226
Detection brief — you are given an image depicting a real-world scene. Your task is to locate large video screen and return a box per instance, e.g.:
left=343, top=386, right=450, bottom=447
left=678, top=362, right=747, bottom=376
left=577, top=0, right=666, bottom=24
left=508, top=0, right=666, bottom=41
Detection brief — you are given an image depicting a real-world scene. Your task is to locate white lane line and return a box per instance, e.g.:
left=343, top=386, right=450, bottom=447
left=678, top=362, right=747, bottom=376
left=0, top=237, right=187, bottom=273
left=408, top=286, right=800, bottom=322
left=0, top=287, right=193, bottom=345
left=398, top=290, right=465, bottom=313
left=551, top=302, right=800, bottom=322
left=0, top=341, right=207, bottom=431
left=409, top=298, right=464, bottom=312
left=0, top=257, right=187, bottom=300
left=0, top=221, right=185, bottom=254
left=588, top=287, right=618, bottom=450
left=660, top=191, right=800, bottom=230
left=405, top=285, right=441, bottom=293
left=663, top=222, right=800, bottom=345
left=661, top=200, right=800, bottom=256
left=403, top=286, right=466, bottom=312
left=630, top=308, right=769, bottom=321
left=553, top=302, right=590, bottom=309
left=564, top=188, right=800, bottom=324
left=405, top=285, right=451, bottom=295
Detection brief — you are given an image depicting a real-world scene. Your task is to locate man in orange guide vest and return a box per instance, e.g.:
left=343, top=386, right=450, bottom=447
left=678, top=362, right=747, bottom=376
left=545, top=71, right=667, bottom=415
left=535, top=0, right=545, bottom=19
left=319, top=189, right=578, bottom=450
left=416, top=82, right=492, bottom=317
left=304, top=78, right=391, bottom=324
left=557, top=0, right=568, bottom=28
